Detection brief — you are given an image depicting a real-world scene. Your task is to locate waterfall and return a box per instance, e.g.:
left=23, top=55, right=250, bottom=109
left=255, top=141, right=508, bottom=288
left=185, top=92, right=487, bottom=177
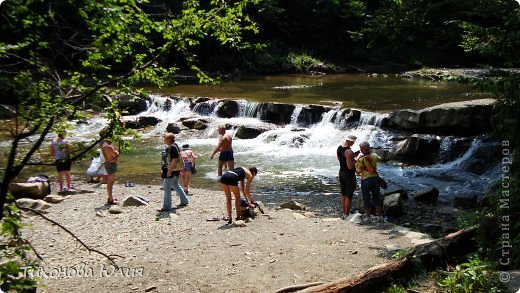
left=289, top=105, right=304, bottom=125
left=321, top=109, right=339, bottom=124
left=130, top=95, right=191, bottom=120
left=238, top=100, right=261, bottom=118
left=359, top=111, right=386, bottom=126
left=192, top=99, right=218, bottom=116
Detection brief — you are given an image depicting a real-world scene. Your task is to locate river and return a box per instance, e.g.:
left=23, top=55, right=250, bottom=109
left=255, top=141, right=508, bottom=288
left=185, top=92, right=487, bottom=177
left=4, top=74, right=499, bottom=214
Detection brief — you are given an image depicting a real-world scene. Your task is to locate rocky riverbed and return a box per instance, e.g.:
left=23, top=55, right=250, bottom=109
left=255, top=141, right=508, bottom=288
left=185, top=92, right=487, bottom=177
left=20, top=178, right=436, bottom=292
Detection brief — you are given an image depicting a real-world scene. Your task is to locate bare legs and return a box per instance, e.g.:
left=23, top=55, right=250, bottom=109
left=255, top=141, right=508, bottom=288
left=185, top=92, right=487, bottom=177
left=340, top=196, right=352, bottom=216
left=217, top=160, right=235, bottom=177
left=58, top=171, right=72, bottom=191
left=220, top=183, right=240, bottom=223
left=181, top=172, right=192, bottom=193
left=106, top=173, right=116, bottom=203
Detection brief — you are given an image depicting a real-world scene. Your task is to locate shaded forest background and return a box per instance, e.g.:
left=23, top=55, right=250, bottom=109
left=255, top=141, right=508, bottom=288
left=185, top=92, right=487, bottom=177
left=2, top=0, right=518, bottom=81
left=190, top=0, right=520, bottom=73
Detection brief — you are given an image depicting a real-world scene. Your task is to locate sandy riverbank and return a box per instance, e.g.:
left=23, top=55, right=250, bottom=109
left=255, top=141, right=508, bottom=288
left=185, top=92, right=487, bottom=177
left=21, top=179, right=427, bottom=292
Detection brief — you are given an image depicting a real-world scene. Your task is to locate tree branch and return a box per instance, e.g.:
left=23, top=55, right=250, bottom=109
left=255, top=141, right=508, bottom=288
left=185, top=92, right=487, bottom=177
left=18, top=206, right=121, bottom=268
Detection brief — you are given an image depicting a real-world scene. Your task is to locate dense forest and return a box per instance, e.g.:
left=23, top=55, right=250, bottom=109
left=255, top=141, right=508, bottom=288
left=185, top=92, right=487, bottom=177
left=207, top=0, right=520, bottom=72
left=1, top=0, right=519, bottom=80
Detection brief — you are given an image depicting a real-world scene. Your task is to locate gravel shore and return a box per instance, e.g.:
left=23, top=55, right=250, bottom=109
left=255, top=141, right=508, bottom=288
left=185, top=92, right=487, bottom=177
left=23, top=179, right=418, bottom=292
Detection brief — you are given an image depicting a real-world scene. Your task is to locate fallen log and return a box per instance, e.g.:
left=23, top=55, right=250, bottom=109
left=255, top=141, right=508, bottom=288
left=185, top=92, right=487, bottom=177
left=274, top=282, right=325, bottom=293
left=293, top=225, right=479, bottom=293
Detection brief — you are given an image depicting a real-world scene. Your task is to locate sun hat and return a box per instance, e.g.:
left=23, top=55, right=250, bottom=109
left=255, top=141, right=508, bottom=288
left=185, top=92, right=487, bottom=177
left=345, top=134, right=357, bottom=142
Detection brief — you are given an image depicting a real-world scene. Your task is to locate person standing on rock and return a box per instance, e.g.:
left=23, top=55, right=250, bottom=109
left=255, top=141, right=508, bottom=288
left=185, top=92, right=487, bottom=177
left=210, top=125, right=234, bottom=178
left=180, top=144, right=197, bottom=195
left=159, top=133, right=189, bottom=211
left=337, top=133, right=357, bottom=220
left=356, top=141, right=383, bottom=222
left=220, top=166, right=258, bottom=224
left=50, top=131, right=74, bottom=192
left=101, top=138, right=119, bottom=205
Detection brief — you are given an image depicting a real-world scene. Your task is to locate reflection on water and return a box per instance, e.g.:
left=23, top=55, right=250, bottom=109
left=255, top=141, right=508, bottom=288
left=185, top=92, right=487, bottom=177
left=146, top=74, right=489, bottom=111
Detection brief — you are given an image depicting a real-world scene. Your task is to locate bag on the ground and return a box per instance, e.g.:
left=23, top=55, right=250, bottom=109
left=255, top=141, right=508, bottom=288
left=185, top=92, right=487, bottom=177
left=378, top=176, right=388, bottom=189
left=190, top=165, right=197, bottom=174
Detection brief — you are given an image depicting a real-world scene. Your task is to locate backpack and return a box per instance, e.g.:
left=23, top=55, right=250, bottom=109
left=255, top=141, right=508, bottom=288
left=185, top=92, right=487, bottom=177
left=172, top=143, right=184, bottom=171
left=161, top=143, right=184, bottom=171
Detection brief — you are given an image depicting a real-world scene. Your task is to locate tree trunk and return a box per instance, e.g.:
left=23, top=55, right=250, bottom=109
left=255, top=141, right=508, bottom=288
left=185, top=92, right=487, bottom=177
left=296, top=226, right=479, bottom=293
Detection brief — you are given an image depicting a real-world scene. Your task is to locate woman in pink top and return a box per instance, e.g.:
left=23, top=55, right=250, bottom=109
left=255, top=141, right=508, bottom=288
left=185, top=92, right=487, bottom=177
left=179, top=144, right=197, bottom=194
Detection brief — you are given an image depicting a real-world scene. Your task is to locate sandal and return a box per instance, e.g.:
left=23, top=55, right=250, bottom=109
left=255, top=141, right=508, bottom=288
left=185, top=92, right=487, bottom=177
left=107, top=199, right=118, bottom=205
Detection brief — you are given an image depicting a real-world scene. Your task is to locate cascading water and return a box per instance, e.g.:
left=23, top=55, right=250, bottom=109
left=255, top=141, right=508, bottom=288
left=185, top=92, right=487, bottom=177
left=22, top=94, right=499, bottom=212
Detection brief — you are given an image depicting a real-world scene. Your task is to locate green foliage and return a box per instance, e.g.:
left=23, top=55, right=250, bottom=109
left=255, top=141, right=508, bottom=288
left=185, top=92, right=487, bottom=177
left=0, top=0, right=259, bottom=190
left=240, top=0, right=519, bottom=69
left=0, top=1, right=260, bottom=290
left=384, top=283, right=407, bottom=293
left=459, top=7, right=520, bottom=66
left=456, top=6, right=520, bottom=270
left=437, top=257, right=503, bottom=293
left=391, top=249, right=410, bottom=259
left=0, top=201, right=39, bottom=292
left=463, top=70, right=520, bottom=270
left=286, top=52, right=323, bottom=72
left=457, top=210, right=481, bottom=229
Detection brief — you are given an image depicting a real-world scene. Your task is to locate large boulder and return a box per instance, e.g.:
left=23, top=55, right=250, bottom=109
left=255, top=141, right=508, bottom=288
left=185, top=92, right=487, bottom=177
left=9, top=182, right=50, bottom=199
left=235, top=125, right=271, bottom=139
left=181, top=119, right=209, bottom=130
left=295, top=105, right=328, bottom=127
left=124, top=116, right=161, bottom=129
left=254, top=103, right=295, bottom=124
left=280, top=200, right=306, bottom=211
left=16, top=198, right=52, bottom=211
left=380, top=99, right=494, bottom=136
left=330, top=108, right=362, bottom=129
left=216, top=100, right=240, bottom=118
left=118, top=94, right=150, bottom=115
left=413, top=187, right=439, bottom=203
left=122, top=196, right=149, bottom=207
left=166, top=123, right=182, bottom=134
left=383, top=193, right=405, bottom=217
left=391, top=135, right=441, bottom=165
